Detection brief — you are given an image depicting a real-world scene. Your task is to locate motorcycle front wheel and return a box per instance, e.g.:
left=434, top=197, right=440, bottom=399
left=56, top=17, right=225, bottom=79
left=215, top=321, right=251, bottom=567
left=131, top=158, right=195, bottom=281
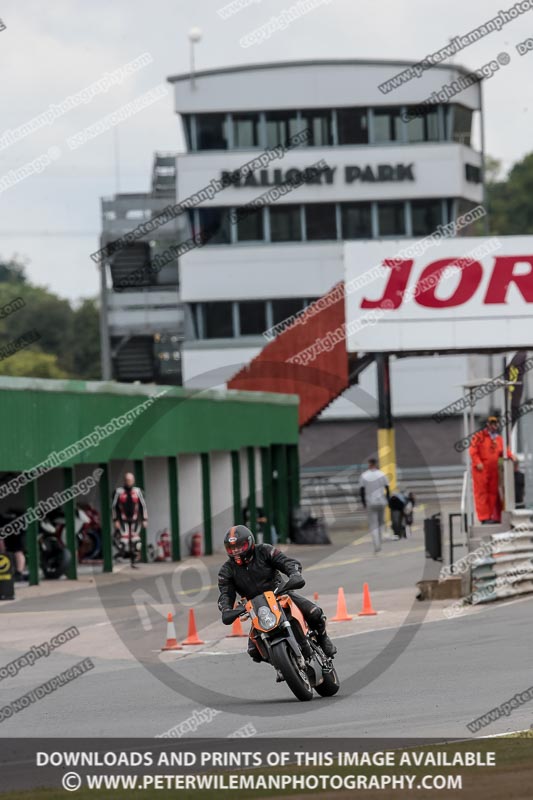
left=270, top=641, right=313, bottom=702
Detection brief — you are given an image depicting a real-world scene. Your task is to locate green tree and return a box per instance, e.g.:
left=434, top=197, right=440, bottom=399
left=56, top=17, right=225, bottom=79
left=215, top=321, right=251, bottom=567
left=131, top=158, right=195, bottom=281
left=0, top=256, right=101, bottom=380
left=72, top=298, right=101, bottom=379
left=0, top=258, right=27, bottom=284
left=0, top=350, right=69, bottom=379
left=487, top=152, right=533, bottom=235
left=484, top=156, right=502, bottom=185
left=0, top=283, right=73, bottom=371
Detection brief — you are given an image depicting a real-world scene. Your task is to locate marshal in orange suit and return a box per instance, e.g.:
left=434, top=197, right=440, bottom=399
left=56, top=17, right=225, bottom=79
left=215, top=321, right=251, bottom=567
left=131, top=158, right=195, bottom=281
left=469, top=416, right=514, bottom=524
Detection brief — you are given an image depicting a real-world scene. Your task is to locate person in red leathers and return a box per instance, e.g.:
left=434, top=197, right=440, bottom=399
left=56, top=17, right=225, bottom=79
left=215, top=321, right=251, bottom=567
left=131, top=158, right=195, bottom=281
left=469, top=416, right=514, bottom=524
left=112, top=472, right=148, bottom=567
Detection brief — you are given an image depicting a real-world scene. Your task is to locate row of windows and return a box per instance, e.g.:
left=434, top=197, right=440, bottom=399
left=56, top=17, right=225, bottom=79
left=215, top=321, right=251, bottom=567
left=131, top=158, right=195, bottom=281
left=183, top=105, right=473, bottom=151
left=189, top=298, right=317, bottom=339
left=191, top=199, right=462, bottom=243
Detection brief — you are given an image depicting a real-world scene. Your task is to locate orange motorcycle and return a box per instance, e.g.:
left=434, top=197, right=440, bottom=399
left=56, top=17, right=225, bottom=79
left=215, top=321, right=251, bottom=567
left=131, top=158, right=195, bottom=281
left=226, top=574, right=340, bottom=702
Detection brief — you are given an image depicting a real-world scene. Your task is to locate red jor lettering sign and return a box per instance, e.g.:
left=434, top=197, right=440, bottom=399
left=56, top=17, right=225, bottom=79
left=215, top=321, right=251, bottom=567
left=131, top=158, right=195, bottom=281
left=344, top=238, right=533, bottom=353
left=360, top=255, right=533, bottom=309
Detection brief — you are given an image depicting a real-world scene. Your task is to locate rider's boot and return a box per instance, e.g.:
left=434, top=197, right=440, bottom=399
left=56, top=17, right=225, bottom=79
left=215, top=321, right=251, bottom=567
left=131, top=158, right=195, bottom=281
left=314, top=614, right=337, bottom=657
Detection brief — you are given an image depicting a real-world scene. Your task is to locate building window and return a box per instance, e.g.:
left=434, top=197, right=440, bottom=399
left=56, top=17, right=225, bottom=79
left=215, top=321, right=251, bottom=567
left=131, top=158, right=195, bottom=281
left=187, top=305, right=201, bottom=339
left=196, top=114, right=229, bottom=150
left=271, top=298, right=305, bottom=327
left=378, top=202, right=406, bottom=236
left=198, top=208, right=230, bottom=244
left=203, top=302, right=234, bottom=338
left=411, top=200, right=443, bottom=236
left=232, top=113, right=260, bottom=148
left=183, top=115, right=194, bottom=150
left=445, top=198, right=454, bottom=224
left=452, top=105, right=473, bottom=146
left=340, top=203, right=372, bottom=239
left=265, top=111, right=301, bottom=148
left=336, top=108, right=369, bottom=144
left=373, top=107, right=403, bottom=143
left=405, top=106, right=440, bottom=142
left=300, top=109, right=333, bottom=146
left=189, top=104, right=478, bottom=149
left=465, top=163, right=482, bottom=183
left=239, top=300, right=267, bottom=335
left=443, top=105, right=453, bottom=140
left=236, top=208, right=264, bottom=242
left=305, top=203, right=337, bottom=240
left=189, top=105, right=478, bottom=149
left=269, top=204, right=302, bottom=242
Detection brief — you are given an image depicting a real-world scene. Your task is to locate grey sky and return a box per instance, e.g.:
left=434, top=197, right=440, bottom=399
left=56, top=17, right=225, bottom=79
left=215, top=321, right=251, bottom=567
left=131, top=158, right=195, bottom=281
left=0, top=0, right=530, bottom=302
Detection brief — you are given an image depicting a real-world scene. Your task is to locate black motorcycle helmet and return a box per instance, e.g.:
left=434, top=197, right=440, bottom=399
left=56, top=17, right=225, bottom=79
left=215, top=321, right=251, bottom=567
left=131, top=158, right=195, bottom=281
left=224, top=525, right=255, bottom=566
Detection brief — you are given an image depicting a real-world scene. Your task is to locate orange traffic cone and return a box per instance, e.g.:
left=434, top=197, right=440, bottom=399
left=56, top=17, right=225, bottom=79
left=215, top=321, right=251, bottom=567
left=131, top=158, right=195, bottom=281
left=161, top=612, right=183, bottom=651
left=226, top=614, right=247, bottom=638
left=331, top=587, right=353, bottom=621
left=181, top=608, right=205, bottom=645
left=358, top=583, right=378, bottom=616
left=313, top=591, right=319, bottom=601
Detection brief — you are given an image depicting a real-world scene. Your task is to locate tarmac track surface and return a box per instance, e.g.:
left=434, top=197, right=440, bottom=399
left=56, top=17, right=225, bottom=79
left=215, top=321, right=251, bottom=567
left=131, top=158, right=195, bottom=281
left=1, top=526, right=532, bottom=740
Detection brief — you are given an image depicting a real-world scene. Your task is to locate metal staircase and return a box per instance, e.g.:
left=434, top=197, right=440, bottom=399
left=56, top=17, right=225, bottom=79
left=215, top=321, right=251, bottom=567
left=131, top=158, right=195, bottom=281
left=113, top=335, right=155, bottom=381
left=109, top=243, right=151, bottom=290
left=228, top=282, right=372, bottom=427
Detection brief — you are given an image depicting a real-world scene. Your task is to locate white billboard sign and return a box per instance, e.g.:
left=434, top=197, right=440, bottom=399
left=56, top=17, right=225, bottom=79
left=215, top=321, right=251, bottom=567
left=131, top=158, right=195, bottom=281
left=344, top=236, right=533, bottom=353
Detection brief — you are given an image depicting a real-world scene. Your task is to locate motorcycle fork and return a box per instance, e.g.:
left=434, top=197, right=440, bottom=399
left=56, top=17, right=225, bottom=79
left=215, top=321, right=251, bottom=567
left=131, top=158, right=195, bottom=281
left=265, top=622, right=306, bottom=669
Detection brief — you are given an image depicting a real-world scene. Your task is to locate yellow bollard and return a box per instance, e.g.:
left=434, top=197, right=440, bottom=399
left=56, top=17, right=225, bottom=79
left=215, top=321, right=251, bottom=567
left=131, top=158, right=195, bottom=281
left=377, top=428, right=397, bottom=526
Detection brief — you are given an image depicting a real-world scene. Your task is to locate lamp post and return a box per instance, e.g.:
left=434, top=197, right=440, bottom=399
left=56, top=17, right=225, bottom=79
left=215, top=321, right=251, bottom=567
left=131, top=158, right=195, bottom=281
left=188, top=27, right=202, bottom=90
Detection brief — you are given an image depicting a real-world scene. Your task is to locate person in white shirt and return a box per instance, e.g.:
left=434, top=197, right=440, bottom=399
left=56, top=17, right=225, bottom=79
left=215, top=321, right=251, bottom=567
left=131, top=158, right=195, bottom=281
left=359, top=458, right=390, bottom=554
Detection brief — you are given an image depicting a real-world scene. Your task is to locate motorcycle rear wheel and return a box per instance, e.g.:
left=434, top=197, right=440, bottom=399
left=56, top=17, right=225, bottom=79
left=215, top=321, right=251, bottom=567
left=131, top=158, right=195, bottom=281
left=270, top=641, right=313, bottom=702
left=315, top=666, right=340, bottom=697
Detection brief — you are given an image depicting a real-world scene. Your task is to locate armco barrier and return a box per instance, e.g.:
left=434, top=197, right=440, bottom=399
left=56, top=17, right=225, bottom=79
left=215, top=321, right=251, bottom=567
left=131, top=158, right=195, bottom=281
left=470, top=518, right=533, bottom=603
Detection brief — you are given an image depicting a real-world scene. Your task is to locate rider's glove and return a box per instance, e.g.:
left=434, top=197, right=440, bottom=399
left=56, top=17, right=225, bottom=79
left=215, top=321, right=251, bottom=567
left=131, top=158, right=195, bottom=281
left=287, top=572, right=305, bottom=590
left=221, top=606, right=244, bottom=625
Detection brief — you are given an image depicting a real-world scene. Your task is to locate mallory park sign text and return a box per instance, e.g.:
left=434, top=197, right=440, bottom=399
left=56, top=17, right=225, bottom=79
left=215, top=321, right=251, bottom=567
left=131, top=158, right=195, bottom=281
left=220, top=163, right=415, bottom=188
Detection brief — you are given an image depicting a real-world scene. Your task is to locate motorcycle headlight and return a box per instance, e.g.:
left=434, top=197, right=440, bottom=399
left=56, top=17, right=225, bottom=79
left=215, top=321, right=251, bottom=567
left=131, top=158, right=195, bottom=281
left=257, top=605, right=277, bottom=630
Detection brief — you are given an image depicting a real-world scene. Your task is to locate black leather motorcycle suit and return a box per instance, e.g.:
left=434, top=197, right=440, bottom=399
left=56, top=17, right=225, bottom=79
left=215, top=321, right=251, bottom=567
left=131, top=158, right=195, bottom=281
left=217, top=543, right=329, bottom=659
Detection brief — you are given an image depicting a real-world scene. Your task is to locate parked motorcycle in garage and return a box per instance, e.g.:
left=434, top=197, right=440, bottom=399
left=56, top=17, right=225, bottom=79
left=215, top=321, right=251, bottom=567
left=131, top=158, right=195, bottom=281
left=226, top=573, right=340, bottom=702
left=39, top=515, right=71, bottom=579
left=47, top=504, right=102, bottom=562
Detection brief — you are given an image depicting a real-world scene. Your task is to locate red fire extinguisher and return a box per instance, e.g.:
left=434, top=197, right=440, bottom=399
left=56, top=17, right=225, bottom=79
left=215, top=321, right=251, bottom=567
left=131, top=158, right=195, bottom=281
left=161, top=530, right=171, bottom=560
left=156, top=530, right=171, bottom=562
left=190, top=532, right=202, bottom=557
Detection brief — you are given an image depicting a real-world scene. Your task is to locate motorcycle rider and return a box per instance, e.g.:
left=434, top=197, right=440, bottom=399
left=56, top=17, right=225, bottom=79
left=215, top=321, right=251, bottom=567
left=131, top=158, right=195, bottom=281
left=218, top=525, right=336, bottom=660
left=111, top=472, right=148, bottom=567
